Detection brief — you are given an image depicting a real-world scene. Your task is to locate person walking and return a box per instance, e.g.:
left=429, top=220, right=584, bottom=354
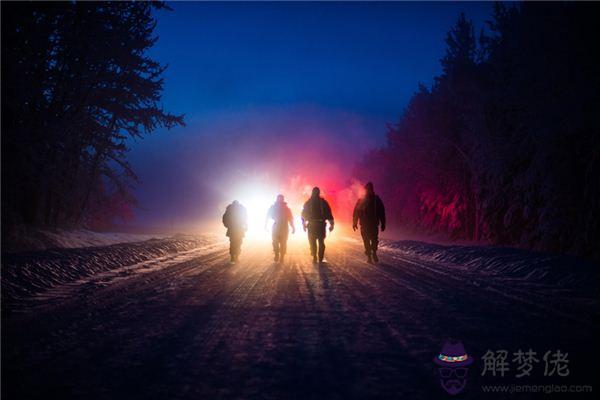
left=301, top=187, right=334, bottom=263
left=352, top=182, right=386, bottom=263
left=265, top=194, right=295, bottom=263
left=222, top=200, right=248, bottom=263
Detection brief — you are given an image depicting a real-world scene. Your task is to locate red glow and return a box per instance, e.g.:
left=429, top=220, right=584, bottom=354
left=203, top=109, right=377, bottom=231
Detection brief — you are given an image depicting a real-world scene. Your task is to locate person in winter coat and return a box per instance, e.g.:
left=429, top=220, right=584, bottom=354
left=265, top=194, right=295, bottom=263
left=301, top=187, right=334, bottom=263
left=222, top=200, right=248, bottom=263
left=352, top=182, right=386, bottom=263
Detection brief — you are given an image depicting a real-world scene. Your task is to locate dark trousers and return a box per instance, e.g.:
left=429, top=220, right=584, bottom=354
left=229, top=234, right=243, bottom=257
left=272, top=228, right=289, bottom=257
left=360, top=225, right=379, bottom=256
left=307, top=221, right=326, bottom=261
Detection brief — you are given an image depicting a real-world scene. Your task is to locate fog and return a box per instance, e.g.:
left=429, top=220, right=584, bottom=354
left=128, top=106, right=383, bottom=233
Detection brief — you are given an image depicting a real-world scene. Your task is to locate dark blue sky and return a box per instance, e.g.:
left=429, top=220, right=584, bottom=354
left=128, top=1, right=493, bottom=229
left=148, top=1, right=491, bottom=124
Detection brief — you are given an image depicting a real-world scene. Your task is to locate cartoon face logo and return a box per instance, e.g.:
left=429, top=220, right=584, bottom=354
left=433, top=341, right=474, bottom=395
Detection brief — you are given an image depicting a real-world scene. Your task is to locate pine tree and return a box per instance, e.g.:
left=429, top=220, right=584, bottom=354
left=1, top=1, right=184, bottom=230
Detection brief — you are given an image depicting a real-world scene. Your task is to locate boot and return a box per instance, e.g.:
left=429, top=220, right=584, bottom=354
left=367, top=254, right=373, bottom=264
left=312, top=254, right=317, bottom=263
left=372, top=251, right=379, bottom=263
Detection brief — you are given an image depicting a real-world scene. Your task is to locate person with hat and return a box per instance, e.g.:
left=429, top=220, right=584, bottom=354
left=301, top=187, right=334, bottom=263
left=265, top=194, right=295, bottom=263
left=352, top=182, right=386, bottom=263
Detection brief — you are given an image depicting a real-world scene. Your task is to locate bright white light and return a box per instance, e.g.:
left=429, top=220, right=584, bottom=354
left=226, top=182, right=339, bottom=245
left=229, top=185, right=278, bottom=241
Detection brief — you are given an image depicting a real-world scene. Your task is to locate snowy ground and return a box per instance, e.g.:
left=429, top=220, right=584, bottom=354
left=2, top=235, right=598, bottom=399
left=2, top=228, right=171, bottom=253
left=1, top=234, right=216, bottom=314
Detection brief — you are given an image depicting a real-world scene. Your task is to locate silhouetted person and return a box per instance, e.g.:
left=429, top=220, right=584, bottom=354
left=222, top=200, right=248, bottom=263
left=301, top=187, right=334, bottom=263
left=265, top=194, right=295, bottom=263
left=353, top=182, right=386, bottom=263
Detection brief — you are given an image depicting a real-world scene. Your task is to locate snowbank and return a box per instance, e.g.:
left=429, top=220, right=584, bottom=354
left=383, top=240, right=599, bottom=292
left=1, top=234, right=214, bottom=313
left=2, top=228, right=167, bottom=253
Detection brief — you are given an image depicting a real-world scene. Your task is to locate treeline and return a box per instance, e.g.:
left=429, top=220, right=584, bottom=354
left=356, top=3, right=600, bottom=259
left=1, top=1, right=183, bottom=231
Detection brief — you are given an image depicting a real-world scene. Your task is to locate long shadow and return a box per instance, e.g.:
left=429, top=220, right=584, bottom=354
left=317, top=261, right=330, bottom=289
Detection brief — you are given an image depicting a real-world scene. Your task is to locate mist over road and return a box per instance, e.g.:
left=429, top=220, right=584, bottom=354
left=2, top=237, right=596, bottom=399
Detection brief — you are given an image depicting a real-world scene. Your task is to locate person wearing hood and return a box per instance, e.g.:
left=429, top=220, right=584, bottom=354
left=301, top=187, right=334, bottom=263
left=353, top=182, right=386, bottom=263
left=265, top=194, right=295, bottom=263
left=222, top=200, right=248, bottom=263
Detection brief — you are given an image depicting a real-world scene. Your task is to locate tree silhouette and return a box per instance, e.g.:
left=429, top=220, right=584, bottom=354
left=357, top=3, right=600, bottom=260
left=2, top=1, right=184, bottom=231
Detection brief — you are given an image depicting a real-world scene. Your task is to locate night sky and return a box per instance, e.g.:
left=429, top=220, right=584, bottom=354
left=127, top=1, right=492, bottom=231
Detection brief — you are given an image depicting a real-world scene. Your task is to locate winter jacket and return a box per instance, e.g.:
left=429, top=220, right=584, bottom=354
left=267, top=202, right=294, bottom=232
left=222, top=202, right=248, bottom=237
left=301, top=196, right=333, bottom=223
left=353, top=194, right=385, bottom=230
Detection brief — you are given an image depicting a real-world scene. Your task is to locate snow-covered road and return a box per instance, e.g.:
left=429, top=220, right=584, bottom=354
left=2, top=237, right=597, bottom=399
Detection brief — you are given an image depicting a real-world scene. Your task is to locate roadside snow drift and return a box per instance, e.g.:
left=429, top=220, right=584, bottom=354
left=1, top=234, right=214, bottom=313
left=383, top=240, right=599, bottom=292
